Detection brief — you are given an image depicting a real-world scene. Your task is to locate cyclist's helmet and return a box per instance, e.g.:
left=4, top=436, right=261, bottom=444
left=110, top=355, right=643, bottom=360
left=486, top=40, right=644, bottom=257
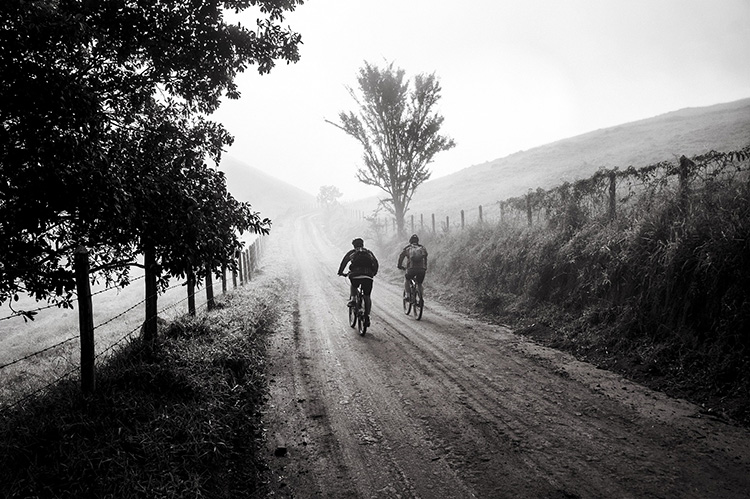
left=352, top=237, right=364, bottom=248
left=409, top=234, right=419, bottom=244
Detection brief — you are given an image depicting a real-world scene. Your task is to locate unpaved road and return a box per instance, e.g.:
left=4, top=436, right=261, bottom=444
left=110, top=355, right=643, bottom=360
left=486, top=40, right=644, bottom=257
left=263, top=213, right=750, bottom=498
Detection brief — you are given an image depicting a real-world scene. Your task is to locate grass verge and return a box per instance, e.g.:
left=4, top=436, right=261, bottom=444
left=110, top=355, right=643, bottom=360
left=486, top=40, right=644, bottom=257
left=0, top=272, right=286, bottom=498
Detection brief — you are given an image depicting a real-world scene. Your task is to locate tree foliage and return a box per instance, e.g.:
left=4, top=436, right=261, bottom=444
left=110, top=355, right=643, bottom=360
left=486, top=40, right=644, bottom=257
left=328, top=61, right=455, bottom=235
left=317, top=185, right=343, bottom=209
left=0, top=0, right=302, bottom=308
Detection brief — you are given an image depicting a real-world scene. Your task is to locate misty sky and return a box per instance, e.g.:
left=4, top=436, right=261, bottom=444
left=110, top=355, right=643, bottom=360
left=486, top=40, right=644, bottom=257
left=212, top=0, right=750, bottom=201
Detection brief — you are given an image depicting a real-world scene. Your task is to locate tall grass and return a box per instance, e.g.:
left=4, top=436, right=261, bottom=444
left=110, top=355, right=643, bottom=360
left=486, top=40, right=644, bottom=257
left=0, top=275, right=285, bottom=498
left=428, top=165, right=750, bottom=424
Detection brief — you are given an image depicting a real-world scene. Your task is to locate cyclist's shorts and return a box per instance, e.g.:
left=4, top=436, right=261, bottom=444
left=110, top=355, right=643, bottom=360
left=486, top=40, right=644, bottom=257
left=405, top=268, right=426, bottom=284
left=349, top=275, right=373, bottom=295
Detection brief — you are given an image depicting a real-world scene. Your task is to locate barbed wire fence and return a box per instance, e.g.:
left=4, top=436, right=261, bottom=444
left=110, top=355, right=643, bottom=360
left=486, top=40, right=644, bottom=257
left=346, top=147, right=750, bottom=235
left=0, top=236, right=267, bottom=414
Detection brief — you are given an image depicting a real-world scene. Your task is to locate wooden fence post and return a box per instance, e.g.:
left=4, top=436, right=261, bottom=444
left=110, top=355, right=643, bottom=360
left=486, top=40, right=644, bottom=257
left=74, top=247, right=95, bottom=394
left=233, top=252, right=239, bottom=289
left=526, top=194, right=533, bottom=227
left=479, top=205, right=483, bottom=224
left=608, top=170, right=617, bottom=221
left=187, top=267, right=196, bottom=316
left=245, top=250, right=250, bottom=282
left=431, top=213, right=436, bottom=233
left=461, top=210, right=465, bottom=229
left=238, top=253, right=244, bottom=286
left=678, top=155, right=693, bottom=211
left=205, top=264, right=215, bottom=311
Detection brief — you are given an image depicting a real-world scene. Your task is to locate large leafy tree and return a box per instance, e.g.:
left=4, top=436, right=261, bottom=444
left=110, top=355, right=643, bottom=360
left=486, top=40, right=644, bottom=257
left=328, top=61, right=455, bottom=236
left=0, top=0, right=302, bottom=309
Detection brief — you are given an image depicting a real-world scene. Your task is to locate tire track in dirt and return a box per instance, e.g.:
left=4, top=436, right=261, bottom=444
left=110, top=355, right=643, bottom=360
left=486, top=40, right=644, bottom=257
left=264, top=212, right=750, bottom=499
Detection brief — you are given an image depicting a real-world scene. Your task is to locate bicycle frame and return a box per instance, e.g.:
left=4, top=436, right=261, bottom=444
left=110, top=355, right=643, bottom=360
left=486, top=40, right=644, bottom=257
left=342, top=273, right=367, bottom=335
left=402, top=272, right=423, bottom=320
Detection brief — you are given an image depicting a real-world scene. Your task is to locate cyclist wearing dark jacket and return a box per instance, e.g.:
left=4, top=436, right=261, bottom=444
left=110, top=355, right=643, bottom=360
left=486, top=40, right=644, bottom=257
left=337, top=237, right=379, bottom=327
left=397, top=234, right=428, bottom=303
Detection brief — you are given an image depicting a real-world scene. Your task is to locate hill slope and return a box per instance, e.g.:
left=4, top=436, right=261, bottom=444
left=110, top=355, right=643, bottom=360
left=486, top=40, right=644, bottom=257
left=352, top=97, right=750, bottom=217
left=219, top=156, right=315, bottom=221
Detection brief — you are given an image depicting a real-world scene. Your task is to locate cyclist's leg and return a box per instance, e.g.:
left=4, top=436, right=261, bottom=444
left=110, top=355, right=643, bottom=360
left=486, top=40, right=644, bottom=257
left=405, top=268, right=417, bottom=297
left=414, top=270, right=426, bottom=304
left=348, top=276, right=357, bottom=305
left=359, top=279, right=373, bottom=317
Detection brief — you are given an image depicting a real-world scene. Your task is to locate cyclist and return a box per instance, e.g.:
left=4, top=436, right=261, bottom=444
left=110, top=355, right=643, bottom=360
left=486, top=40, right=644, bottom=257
left=337, top=237, right=379, bottom=327
left=397, top=234, right=428, bottom=305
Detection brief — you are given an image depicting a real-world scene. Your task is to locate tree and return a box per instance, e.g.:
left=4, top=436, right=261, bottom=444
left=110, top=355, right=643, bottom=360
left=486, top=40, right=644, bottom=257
left=328, top=61, right=455, bottom=236
left=107, top=97, right=270, bottom=347
left=317, top=185, right=343, bottom=209
left=0, top=0, right=302, bottom=308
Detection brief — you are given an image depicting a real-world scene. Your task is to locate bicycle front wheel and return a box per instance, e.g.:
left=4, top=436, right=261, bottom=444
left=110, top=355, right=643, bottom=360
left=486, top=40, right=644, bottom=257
left=403, top=289, right=412, bottom=315
left=412, top=288, right=423, bottom=320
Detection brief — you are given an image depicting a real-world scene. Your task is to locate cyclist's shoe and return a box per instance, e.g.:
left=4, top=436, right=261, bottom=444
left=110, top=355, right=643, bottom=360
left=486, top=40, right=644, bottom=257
left=364, top=315, right=370, bottom=327
left=347, top=300, right=356, bottom=307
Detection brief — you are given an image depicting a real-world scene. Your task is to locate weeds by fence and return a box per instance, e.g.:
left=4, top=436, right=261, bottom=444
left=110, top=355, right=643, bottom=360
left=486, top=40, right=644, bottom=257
left=0, top=236, right=267, bottom=412
left=357, top=147, right=750, bottom=235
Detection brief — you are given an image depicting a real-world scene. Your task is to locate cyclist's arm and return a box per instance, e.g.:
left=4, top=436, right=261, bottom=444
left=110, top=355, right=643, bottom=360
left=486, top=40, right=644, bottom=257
left=397, top=249, right=406, bottom=269
left=337, top=251, right=352, bottom=275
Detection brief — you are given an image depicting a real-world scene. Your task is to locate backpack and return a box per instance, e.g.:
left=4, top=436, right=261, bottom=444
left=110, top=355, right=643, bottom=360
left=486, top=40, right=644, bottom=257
left=350, top=247, right=373, bottom=269
left=407, top=245, right=426, bottom=267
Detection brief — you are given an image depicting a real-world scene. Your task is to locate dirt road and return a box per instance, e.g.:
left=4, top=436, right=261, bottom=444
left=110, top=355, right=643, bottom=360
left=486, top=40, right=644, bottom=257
left=263, top=213, right=750, bottom=498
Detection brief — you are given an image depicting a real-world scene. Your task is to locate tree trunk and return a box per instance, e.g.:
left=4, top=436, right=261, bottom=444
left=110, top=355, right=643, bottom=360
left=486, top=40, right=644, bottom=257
left=394, top=197, right=406, bottom=238
left=187, top=266, right=196, bottom=316
left=74, top=246, right=95, bottom=394
left=205, top=263, right=215, bottom=311
left=143, top=240, right=158, bottom=352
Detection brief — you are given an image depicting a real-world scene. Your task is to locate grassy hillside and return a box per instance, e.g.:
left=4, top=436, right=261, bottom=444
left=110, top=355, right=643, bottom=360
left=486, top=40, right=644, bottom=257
left=219, top=156, right=316, bottom=221
left=425, top=148, right=750, bottom=425
left=348, top=97, right=750, bottom=218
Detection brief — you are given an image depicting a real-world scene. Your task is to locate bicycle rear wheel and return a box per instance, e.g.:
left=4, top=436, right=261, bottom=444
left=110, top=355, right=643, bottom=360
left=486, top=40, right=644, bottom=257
left=412, top=288, right=423, bottom=320
left=356, top=292, right=366, bottom=335
left=403, top=289, right=412, bottom=315
left=358, top=310, right=366, bottom=335
left=348, top=302, right=357, bottom=328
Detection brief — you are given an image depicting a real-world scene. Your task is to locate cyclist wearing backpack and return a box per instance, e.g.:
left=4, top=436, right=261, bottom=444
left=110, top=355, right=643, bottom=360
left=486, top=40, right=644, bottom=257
left=397, top=234, right=428, bottom=304
left=337, top=237, right=379, bottom=327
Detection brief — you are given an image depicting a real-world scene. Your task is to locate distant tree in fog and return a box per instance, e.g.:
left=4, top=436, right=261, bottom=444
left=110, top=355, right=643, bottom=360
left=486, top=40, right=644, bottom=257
left=327, top=62, right=455, bottom=237
left=317, top=185, right=343, bottom=209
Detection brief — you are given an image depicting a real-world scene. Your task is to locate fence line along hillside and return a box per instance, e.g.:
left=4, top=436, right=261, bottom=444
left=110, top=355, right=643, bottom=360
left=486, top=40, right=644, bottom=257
left=353, top=147, right=750, bottom=235
left=0, top=237, right=267, bottom=413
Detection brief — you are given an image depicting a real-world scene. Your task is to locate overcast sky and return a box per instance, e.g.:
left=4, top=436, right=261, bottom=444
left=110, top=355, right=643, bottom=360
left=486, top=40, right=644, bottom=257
left=212, top=0, right=750, bottom=201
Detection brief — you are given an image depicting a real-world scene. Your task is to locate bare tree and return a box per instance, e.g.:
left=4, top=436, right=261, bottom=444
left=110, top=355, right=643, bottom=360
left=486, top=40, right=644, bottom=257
left=327, top=62, right=455, bottom=236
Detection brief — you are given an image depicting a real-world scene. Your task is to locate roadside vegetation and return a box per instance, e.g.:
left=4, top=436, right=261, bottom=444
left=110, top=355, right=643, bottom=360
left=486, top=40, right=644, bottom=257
left=422, top=155, right=750, bottom=426
left=0, top=273, right=285, bottom=498
left=336, top=148, right=750, bottom=427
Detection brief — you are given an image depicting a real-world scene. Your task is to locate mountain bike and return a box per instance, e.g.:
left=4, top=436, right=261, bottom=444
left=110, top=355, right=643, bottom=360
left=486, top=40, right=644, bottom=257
left=402, top=273, right=423, bottom=320
left=342, top=273, right=367, bottom=335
